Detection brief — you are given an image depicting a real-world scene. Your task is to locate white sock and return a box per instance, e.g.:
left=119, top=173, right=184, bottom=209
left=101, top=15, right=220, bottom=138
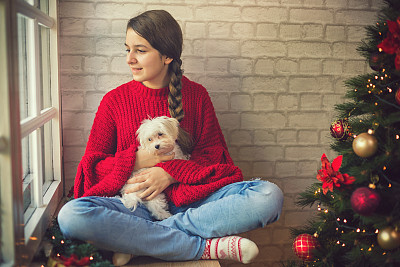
left=201, top=236, right=259, bottom=264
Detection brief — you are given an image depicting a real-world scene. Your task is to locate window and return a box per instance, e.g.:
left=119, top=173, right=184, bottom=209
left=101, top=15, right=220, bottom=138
left=0, top=0, right=62, bottom=265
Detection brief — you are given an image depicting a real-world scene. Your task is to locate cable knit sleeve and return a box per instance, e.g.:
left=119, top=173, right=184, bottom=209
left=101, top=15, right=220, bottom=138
left=157, top=85, right=243, bottom=206
left=74, top=93, right=136, bottom=198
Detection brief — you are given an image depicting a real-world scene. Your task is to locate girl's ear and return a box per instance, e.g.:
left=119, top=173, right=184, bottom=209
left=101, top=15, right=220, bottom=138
left=164, top=56, right=173, bottom=65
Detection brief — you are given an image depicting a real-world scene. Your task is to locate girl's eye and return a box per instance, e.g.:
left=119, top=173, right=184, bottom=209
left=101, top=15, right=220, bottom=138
left=158, top=133, right=163, bottom=136
left=125, top=49, right=130, bottom=53
left=148, top=138, right=152, bottom=141
left=137, top=49, right=145, bottom=53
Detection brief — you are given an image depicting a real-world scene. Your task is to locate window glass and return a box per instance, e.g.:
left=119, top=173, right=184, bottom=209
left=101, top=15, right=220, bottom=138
left=40, top=25, right=51, bottom=110
left=21, top=135, right=35, bottom=224
left=17, top=14, right=30, bottom=121
left=41, top=122, right=54, bottom=194
left=39, top=0, right=49, bottom=15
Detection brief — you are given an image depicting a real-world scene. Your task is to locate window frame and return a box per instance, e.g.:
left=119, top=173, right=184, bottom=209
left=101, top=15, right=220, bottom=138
left=0, top=0, right=63, bottom=265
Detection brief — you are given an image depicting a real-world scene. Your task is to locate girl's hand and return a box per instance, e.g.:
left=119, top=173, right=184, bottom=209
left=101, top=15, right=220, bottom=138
left=134, top=147, right=174, bottom=171
left=125, top=167, right=178, bottom=200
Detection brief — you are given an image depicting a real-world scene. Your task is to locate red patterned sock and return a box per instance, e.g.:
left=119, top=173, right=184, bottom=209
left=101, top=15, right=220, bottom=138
left=201, top=236, right=259, bottom=264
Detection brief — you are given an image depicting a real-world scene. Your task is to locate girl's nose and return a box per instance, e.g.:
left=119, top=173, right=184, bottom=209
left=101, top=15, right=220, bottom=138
left=127, top=53, right=137, bottom=64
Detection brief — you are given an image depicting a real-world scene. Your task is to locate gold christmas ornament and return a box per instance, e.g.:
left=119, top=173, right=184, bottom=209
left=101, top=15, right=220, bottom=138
left=377, top=227, right=400, bottom=250
left=352, top=133, right=378, bottom=158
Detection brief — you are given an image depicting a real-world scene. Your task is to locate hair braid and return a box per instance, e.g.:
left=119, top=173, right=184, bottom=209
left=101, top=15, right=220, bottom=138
left=168, top=59, right=184, bottom=122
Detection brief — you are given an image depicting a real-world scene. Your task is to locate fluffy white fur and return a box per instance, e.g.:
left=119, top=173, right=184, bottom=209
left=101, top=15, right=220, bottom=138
left=120, top=116, right=189, bottom=220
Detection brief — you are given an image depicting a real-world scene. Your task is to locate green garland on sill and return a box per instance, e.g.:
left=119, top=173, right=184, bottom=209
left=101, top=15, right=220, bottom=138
left=45, top=200, right=113, bottom=267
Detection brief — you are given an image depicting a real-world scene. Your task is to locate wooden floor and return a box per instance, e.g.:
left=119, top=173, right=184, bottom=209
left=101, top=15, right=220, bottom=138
left=125, top=257, right=220, bottom=267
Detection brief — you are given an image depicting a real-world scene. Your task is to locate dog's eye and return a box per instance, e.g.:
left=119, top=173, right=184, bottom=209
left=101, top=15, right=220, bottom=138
left=158, top=133, right=163, bottom=136
left=148, top=138, right=152, bottom=141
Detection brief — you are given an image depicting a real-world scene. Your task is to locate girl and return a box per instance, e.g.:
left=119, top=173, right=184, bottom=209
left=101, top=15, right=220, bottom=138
left=58, top=10, right=283, bottom=266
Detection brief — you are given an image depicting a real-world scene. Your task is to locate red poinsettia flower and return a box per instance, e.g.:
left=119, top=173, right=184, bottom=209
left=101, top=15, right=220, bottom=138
left=316, top=154, right=355, bottom=195
left=377, top=18, right=400, bottom=69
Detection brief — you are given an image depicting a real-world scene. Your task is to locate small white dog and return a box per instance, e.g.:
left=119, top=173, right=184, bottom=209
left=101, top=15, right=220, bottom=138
left=120, top=116, right=190, bottom=220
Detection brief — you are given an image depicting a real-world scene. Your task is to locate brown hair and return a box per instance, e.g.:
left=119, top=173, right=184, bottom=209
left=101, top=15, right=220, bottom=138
left=127, top=10, right=184, bottom=122
left=127, top=10, right=192, bottom=154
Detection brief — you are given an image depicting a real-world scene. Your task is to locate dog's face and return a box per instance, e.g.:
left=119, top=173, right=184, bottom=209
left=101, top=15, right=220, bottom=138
left=136, top=116, right=179, bottom=154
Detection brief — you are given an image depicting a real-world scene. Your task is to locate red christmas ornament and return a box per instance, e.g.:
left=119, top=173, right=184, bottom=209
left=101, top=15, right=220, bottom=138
left=330, top=119, right=350, bottom=141
left=351, top=187, right=381, bottom=216
left=293, top=234, right=319, bottom=261
left=395, top=88, right=400, bottom=105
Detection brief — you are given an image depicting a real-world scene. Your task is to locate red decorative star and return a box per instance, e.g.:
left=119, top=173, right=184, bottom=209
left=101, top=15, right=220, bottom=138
left=377, top=17, right=400, bottom=69
left=316, top=154, right=355, bottom=195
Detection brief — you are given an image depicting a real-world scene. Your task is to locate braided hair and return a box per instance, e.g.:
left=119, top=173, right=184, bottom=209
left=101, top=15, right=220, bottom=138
left=127, top=10, right=184, bottom=122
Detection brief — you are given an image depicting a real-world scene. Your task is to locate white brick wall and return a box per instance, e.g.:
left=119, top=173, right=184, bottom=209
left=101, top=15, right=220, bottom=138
left=59, top=0, right=383, bottom=265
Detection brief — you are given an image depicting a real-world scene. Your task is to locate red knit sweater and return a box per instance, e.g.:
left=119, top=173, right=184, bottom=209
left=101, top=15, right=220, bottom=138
left=74, top=76, right=243, bottom=206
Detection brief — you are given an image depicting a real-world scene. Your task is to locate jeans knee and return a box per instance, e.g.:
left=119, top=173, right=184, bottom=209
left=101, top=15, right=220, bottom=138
left=249, top=181, right=284, bottom=225
left=57, top=199, right=88, bottom=239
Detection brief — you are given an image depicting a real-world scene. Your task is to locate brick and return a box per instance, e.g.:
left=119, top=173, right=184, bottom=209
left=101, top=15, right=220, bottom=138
left=300, top=94, right=323, bottom=110
left=216, top=113, right=240, bottom=129
left=238, top=146, right=284, bottom=161
left=283, top=177, right=315, bottom=194
left=298, top=130, right=319, bottom=144
left=277, top=94, right=298, bottom=110
left=230, top=58, right=253, bottom=75
left=195, top=6, right=241, bottom=21
left=61, top=75, right=95, bottom=90
left=254, top=130, right=275, bottom=144
left=332, top=42, right=363, bottom=59
left=289, top=77, right=333, bottom=93
left=325, top=0, right=347, bottom=7
left=287, top=112, right=329, bottom=128
left=97, top=74, right=132, bottom=91
left=230, top=130, right=253, bottom=145
left=196, top=40, right=240, bottom=57
left=322, top=59, right=344, bottom=75
left=185, top=22, right=206, bottom=39
left=230, top=94, right=252, bottom=111
left=86, top=92, right=105, bottom=111
left=232, top=23, right=254, bottom=38
left=242, top=40, right=286, bottom=57
left=62, top=111, right=95, bottom=130
left=299, top=59, right=322, bottom=74
left=322, top=94, right=344, bottom=109
left=242, top=7, right=288, bottom=22
left=285, top=145, right=325, bottom=160
left=111, top=20, right=127, bottom=37
left=59, top=2, right=95, bottom=18
left=344, top=60, right=367, bottom=74
left=208, top=22, right=231, bottom=38
left=253, top=161, right=275, bottom=177
left=206, top=58, right=229, bottom=74
left=347, top=26, right=368, bottom=42
left=277, top=129, right=297, bottom=143
left=60, top=55, right=82, bottom=73
left=182, top=57, right=205, bottom=74
left=297, top=160, right=319, bottom=176
left=95, top=3, right=144, bottom=19
left=63, top=146, right=86, bottom=163
left=63, top=129, right=85, bottom=146
left=290, top=8, right=334, bottom=23
left=85, top=19, right=109, bottom=35
left=287, top=41, right=331, bottom=58
left=272, top=228, right=293, bottom=244
left=276, top=161, right=296, bottom=177
left=96, top=37, right=125, bottom=56
left=280, top=24, right=302, bottom=39
left=62, top=91, right=84, bottom=111
left=241, top=113, right=286, bottom=129
left=254, top=93, right=275, bottom=111
left=326, top=25, right=346, bottom=41
left=147, top=5, right=193, bottom=20
left=196, top=76, right=241, bottom=92
left=84, top=56, right=109, bottom=73
left=303, top=24, right=323, bottom=39
left=335, top=10, right=378, bottom=25
left=60, top=37, right=95, bottom=54
left=209, top=93, right=229, bottom=111
left=256, top=23, right=278, bottom=38
left=111, top=56, right=130, bottom=74
left=276, top=59, right=298, bottom=74
left=254, top=59, right=275, bottom=75
left=349, top=0, right=371, bottom=9
left=242, top=76, right=287, bottom=93
left=60, top=18, right=85, bottom=35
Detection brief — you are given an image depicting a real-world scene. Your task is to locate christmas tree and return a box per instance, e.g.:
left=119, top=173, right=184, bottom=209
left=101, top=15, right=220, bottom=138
left=290, top=0, right=400, bottom=266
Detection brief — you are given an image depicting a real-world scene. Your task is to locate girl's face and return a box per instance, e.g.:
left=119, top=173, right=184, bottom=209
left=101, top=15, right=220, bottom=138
left=125, top=28, right=173, bottom=89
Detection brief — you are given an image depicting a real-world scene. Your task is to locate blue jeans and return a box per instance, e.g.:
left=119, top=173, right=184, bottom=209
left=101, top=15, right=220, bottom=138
left=57, top=180, right=283, bottom=261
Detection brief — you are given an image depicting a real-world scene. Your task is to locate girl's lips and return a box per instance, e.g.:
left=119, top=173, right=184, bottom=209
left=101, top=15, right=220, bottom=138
left=131, top=67, right=143, bottom=73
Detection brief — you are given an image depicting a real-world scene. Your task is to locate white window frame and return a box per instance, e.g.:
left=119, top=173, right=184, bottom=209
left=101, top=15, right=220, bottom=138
left=0, top=0, right=63, bottom=265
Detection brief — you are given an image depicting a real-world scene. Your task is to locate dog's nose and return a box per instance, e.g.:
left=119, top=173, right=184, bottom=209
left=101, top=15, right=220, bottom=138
left=155, top=144, right=160, bottom=149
